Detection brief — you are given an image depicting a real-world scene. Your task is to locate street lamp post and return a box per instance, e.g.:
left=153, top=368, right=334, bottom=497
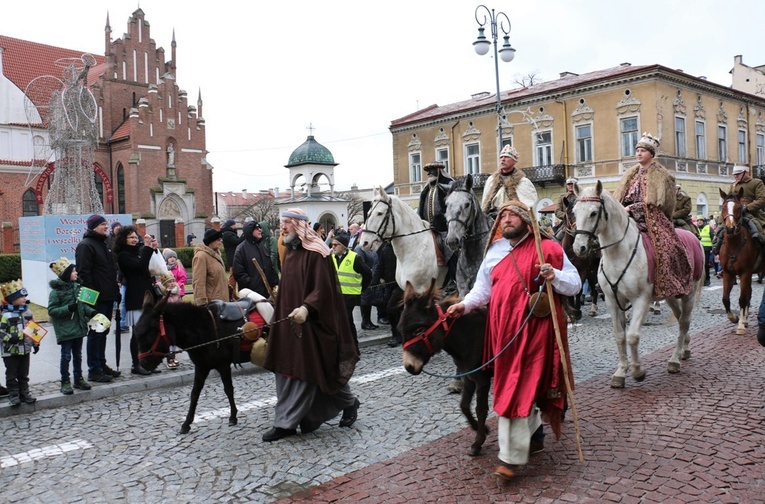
left=473, top=4, right=516, bottom=153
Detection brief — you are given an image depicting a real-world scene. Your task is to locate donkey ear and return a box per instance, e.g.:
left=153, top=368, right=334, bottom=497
left=142, top=290, right=155, bottom=310
left=424, top=278, right=437, bottom=307
left=403, top=281, right=416, bottom=304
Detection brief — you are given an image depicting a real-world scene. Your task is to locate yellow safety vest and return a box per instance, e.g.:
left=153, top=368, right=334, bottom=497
left=332, top=250, right=363, bottom=295
left=699, top=225, right=713, bottom=247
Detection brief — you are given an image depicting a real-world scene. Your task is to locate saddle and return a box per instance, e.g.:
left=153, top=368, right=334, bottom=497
left=207, top=298, right=255, bottom=321
left=431, top=231, right=447, bottom=267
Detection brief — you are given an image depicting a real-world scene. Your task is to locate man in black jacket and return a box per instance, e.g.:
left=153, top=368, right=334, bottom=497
left=233, top=221, right=279, bottom=299
left=221, top=219, right=243, bottom=270
left=75, top=214, right=120, bottom=383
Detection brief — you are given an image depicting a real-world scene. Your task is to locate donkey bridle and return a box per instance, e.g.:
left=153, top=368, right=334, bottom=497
left=402, top=304, right=454, bottom=356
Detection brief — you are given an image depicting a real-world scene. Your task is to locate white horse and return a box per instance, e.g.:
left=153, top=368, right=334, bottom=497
left=572, top=181, right=704, bottom=388
left=361, top=186, right=446, bottom=293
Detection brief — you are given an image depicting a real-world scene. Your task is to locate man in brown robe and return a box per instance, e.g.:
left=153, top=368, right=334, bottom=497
left=262, top=208, right=360, bottom=442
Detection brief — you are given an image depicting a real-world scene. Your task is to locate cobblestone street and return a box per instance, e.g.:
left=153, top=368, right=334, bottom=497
left=1, top=281, right=764, bottom=503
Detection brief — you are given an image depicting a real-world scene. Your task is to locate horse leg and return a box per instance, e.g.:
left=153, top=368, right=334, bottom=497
left=627, top=299, right=651, bottom=382
left=218, top=365, right=238, bottom=427
left=181, top=367, right=212, bottom=434
left=472, top=372, right=491, bottom=457
left=722, top=272, right=739, bottom=324
left=664, top=297, right=687, bottom=373
left=737, top=274, right=752, bottom=335
left=609, top=307, right=629, bottom=388
left=588, top=271, right=599, bottom=317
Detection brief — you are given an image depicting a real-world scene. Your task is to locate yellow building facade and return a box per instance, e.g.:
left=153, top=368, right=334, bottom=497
left=390, top=63, right=765, bottom=223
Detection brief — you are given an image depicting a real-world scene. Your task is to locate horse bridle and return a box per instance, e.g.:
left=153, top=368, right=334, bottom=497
left=574, top=195, right=640, bottom=312
left=138, top=315, right=175, bottom=360
left=402, top=304, right=454, bottom=356
left=447, top=188, right=490, bottom=243
left=363, top=197, right=432, bottom=243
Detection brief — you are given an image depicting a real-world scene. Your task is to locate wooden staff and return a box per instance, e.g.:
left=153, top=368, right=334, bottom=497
left=529, top=209, right=584, bottom=462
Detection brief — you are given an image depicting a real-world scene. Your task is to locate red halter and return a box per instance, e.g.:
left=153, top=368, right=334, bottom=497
left=138, top=315, right=174, bottom=360
left=402, top=304, right=454, bottom=356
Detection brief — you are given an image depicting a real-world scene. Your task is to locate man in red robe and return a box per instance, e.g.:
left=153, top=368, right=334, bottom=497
left=261, top=208, right=360, bottom=442
left=447, top=201, right=580, bottom=481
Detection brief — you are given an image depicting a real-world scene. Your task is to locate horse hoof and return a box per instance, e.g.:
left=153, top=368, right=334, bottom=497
left=180, top=425, right=191, bottom=434
left=469, top=445, right=482, bottom=457
left=727, top=315, right=740, bottom=324
left=736, top=328, right=747, bottom=335
left=667, top=362, right=680, bottom=374
left=588, top=308, right=597, bottom=317
left=633, top=371, right=647, bottom=382
left=610, top=376, right=625, bottom=388
left=681, top=349, right=691, bottom=360
left=229, top=419, right=238, bottom=427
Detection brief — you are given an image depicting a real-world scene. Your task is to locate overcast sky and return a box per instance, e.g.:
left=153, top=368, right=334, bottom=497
left=3, top=1, right=765, bottom=194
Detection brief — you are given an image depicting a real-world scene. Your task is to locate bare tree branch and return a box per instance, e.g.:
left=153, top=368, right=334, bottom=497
left=336, top=189, right=365, bottom=224
left=514, top=71, right=544, bottom=88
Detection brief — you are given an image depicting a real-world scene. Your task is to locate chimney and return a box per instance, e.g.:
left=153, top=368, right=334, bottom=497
left=559, top=71, right=578, bottom=78
left=242, top=189, right=247, bottom=199
left=734, top=55, right=743, bottom=65
left=619, top=62, right=631, bottom=67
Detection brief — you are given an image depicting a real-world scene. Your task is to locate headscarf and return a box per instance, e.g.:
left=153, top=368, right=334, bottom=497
left=282, top=208, right=331, bottom=258
left=486, top=200, right=552, bottom=253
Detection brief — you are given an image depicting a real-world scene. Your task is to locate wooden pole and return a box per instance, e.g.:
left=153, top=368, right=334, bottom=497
left=529, top=209, right=584, bottom=462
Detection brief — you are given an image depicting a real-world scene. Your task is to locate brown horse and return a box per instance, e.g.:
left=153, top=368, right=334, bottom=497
left=399, top=279, right=491, bottom=456
left=718, top=188, right=765, bottom=335
left=560, top=197, right=601, bottom=320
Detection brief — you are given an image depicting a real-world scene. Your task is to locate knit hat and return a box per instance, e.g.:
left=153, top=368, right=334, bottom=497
left=203, top=228, right=223, bottom=245
left=50, top=257, right=76, bottom=282
left=635, top=133, right=660, bottom=156
left=333, top=232, right=350, bottom=248
left=224, top=219, right=236, bottom=228
left=110, top=221, right=122, bottom=232
left=162, top=248, right=178, bottom=261
left=86, top=214, right=107, bottom=230
left=499, top=145, right=519, bottom=161
left=1, top=279, right=28, bottom=303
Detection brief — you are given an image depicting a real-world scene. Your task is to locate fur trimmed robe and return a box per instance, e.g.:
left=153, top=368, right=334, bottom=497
left=614, top=162, right=675, bottom=218
left=481, top=169, right=538, bottom=213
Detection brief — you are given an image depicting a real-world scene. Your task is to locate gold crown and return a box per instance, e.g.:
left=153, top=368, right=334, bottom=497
left=1, top=279, right=25, bottom=299
left=50, top=257, right=72, bottom=277
left=160, top=272, right=176, bottom=285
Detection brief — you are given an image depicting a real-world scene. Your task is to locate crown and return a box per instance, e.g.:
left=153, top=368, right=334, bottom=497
left=50, top=257, right=72, bottom=277
left=638, top=132, right=660, bottom=149
left=1, top=279, right=26, bottom=300
left=160, top=272, right=176, bottom=285
left=499, top=144, right=519, bottom=160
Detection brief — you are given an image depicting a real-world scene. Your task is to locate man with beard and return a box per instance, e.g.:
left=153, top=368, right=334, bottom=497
left=417, top=161, right=457, bottom=291
left=261, top=208, right=360, bottom=442
left=447, top=201, right=580, bottom=482
left=481, top=145, right=538, bottom=219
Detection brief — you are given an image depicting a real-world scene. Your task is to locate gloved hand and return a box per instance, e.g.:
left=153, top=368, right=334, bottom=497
left=288, top=305, right=309, bottom=324
left=69, top=303, right=78, bottom=313
left=33, top=345, right=40, bottom=354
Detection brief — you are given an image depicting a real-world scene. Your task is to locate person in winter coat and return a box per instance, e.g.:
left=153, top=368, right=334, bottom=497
left=1, top=279, right=38, bottom=406
left=48, top=257, right=98, bottom=395
left=192, top=229, right=229, bottom=306
left=221, top=219, right=243, bottom=270
left=163, top=248, right=187, bottom=297
left=259, top=220, right=281, bottom=276
left=75, top=214, right=120, bottom=383
left=233, top=221, right=279, bottom=299
left=115, top=225, right=159, bottom=376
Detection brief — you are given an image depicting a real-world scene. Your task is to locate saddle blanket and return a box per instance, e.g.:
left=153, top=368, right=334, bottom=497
left=642, top=228, right=703, bottom=287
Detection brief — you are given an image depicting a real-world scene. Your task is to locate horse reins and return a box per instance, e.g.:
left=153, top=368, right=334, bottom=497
left=363, top=198, right=435, bottom=243
left=446, top=188, right=490, bottom=244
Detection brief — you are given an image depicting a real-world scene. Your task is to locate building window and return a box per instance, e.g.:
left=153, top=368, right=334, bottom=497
left=535, top=131, right=553, bottom=166
left=718, top=126, right=727, bottom=162
left=117, top=165, right=126, bottom=214
left=738, top=129, right=748, bottom=164
left=756, top=133, right=764, bottom=166
left=695, top=121, right=706, bottom=159
left=465, top=144, right=480, bottom=175
left=501, top=136, right=513, bottom=151
left=620, top=117, right=638, bottom=157
left=93, top=170, right=104, bottom=204
left=675, top=116, right=686, bottom=157
left=436, top=148, right=450, bottom=174
left=575, top=124, right=593, bottom=163
left=696, top=192, right=708, bottom=217
left=22, top=189, right=38, bottom=216
left=409, top=153, right=421, bottom=183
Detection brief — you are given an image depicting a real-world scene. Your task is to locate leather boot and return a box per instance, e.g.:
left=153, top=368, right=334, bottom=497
left=8, top=384, right=20, bottom=407
left=19, top=385, right=36, bottom=404
left=758, top=325, right=765, bottom=347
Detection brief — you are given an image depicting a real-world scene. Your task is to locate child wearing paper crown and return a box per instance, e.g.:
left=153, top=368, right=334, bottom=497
left=48, top=257, right=101, bottom=395
left=1, top=279, right=38, bottom=407
left=157, top=272, right=183, bottom=368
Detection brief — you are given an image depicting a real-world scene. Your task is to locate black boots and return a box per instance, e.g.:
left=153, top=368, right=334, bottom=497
left=757, top=325, right=765, bottom=347
left=360, top=306, right=378, bottom=331
left=19, top=385, right=36, bottom=404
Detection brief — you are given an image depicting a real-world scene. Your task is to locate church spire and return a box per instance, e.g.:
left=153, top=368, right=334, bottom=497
left=197, top=88, right=203, bottom=118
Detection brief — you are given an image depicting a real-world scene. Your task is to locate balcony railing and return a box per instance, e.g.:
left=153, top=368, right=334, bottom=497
left=754, top=165, right=765, bottom=180
left=522, top=164, right=567, bottom=187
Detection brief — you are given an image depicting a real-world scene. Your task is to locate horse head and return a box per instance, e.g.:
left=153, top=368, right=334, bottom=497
left=719, top=187, right=745, bottom=235
left=445, top=177, right=477, bottom=251
left=134, top=290, right=172, bottom=371
left=361, top=186, right=392, bottom=252
left=400, top=278, right=443, bottom=374
left=572, top=180, right=611, bottom=257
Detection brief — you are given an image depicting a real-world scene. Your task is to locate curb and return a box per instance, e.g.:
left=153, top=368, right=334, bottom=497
left=0, top=329, right=393, bottom=419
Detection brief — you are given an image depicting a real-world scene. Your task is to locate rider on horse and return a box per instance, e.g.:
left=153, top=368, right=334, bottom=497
left=711, top=165, right=765, bottom=254
left=614, top=133, right=693, bottom=299
left=418, top=161, right=457, bottom=292
left=554, top=177, right=578, bottom=241
left=673, top=184, right=700, bottom=238
left=481, top=145, right=538, bottom=220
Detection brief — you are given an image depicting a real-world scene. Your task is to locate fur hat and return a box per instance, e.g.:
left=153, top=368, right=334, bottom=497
left=203, top=228, right=223, bottom=245
left=86, top=214, right=107, bottom=230
left=635, top=133, right=660, bottom=156
left=333, top=232, right=350, bottom=248
left=499, top=145, right=519, bottom=161
left=732, top=165, right=749, bottom=175
left=1, top=279, right=28, bottom=303
left=50, top=257, right=76, bottom=282
left=423, top=161, right=446, bottom=173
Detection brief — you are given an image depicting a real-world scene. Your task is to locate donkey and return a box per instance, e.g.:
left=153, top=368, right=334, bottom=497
left=134, top=292, right=255, bottom=434
left=399, top=279, right=491, bottom=456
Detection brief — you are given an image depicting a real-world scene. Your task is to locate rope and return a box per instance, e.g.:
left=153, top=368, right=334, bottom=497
left=173, top=315, right=293, bottom=353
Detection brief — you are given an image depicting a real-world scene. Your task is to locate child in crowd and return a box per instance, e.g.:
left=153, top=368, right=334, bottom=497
left=163, top=248, right=187, bottom=297
left=48, top=257, right=97, bottom=395
left=1, top=279, right=38, bottom=407
left=158, top=271, right=183, bottom=368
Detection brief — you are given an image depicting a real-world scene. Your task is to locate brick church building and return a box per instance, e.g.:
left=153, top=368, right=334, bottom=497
left=0, top=8, right=211, bottom=251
